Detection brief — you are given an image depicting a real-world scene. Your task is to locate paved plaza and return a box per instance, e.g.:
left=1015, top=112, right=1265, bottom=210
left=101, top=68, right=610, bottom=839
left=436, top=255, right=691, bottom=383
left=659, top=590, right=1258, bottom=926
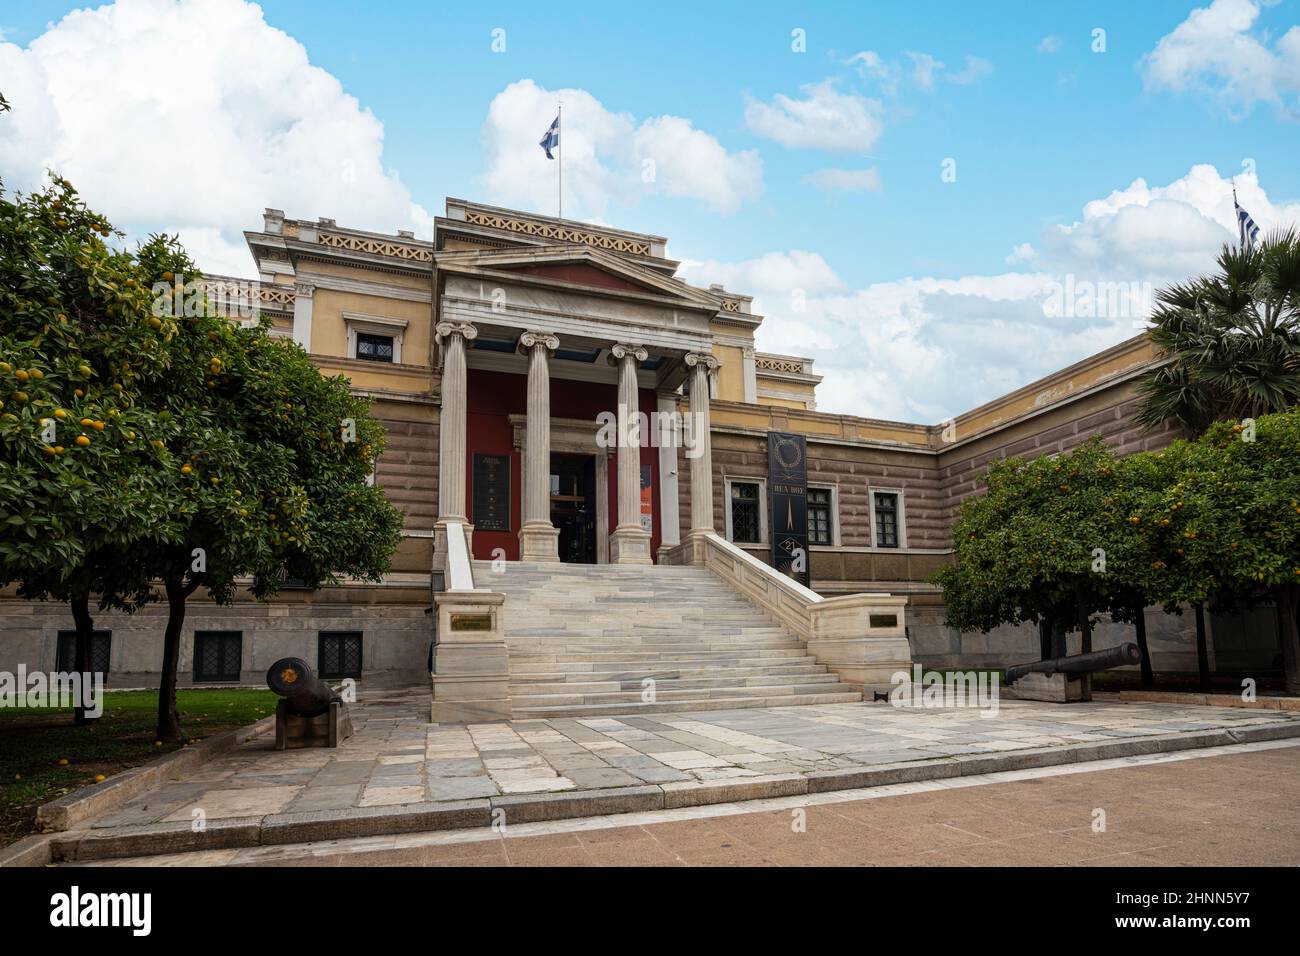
left=73, top=739, right=1300, bottom=867
left=83, top=685, right=1300, bottom=832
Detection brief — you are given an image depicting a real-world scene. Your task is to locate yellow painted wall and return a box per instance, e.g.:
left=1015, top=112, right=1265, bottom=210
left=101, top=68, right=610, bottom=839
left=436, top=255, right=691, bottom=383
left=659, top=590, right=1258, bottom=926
left=712, top=344, right=746, bottom=402
left=312, top=289, right=433, bottom=369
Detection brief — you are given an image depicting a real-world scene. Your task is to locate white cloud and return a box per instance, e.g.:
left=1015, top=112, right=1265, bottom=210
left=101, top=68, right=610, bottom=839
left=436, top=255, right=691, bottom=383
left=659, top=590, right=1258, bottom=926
left=0, top=0, right=433, bottom=277
left=902, top=51, right=994, bottom=91
left=678, top=165, right=1300, bottom=423
left=482, top=79, right=761, bottom=217
left=804, top=167, right=882, bottom=193
left=906, top=52, right=944, bottom=92
left=846, top=50, right=898, bottom=95
left=948, top=55, right=994, bottom=85
left=1142, top=0, right=1300, bottom=116
left=744, top=80, right=885, bottom=152
left=1037, top=35, right=1063, bottom=54
left=1005, top=242, right=1037, bottom=264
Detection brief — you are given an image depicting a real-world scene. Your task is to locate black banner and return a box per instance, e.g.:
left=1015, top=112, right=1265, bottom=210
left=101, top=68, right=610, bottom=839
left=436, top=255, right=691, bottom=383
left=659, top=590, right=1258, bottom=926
left=472, top=453, right=510, bottom=532
left=767, top=432, right=808, bottom=587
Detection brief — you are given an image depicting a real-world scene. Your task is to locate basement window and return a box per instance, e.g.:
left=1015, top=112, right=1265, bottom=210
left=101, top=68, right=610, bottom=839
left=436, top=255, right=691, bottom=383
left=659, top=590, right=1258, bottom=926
left=56, top=630, right=112, bottom=680
left=319, top=631, right=363, bottom=679
left=193, top=631, right=243, bottom=683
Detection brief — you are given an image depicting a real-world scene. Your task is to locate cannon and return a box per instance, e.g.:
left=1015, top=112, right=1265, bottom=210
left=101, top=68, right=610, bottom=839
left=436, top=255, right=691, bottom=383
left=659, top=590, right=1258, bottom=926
left=1004, top=642, right=1142, bottom=702
left=265, top=657, right=353, bottom=748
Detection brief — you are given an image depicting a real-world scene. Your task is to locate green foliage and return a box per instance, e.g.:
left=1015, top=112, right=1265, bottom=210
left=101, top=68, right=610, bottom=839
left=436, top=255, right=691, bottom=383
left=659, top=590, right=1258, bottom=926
left=1, top=178, right=403, bottom=632
left=1137, top=231, right=1300, bottom=434
left=935, top=412, right=1300, bottom=642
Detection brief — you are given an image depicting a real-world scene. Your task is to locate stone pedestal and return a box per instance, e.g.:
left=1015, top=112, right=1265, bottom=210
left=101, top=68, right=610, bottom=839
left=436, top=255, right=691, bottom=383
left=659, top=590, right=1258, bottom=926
left=1006, top=671, right=1090, bottom=703
left=430, top=589, right=511, bottom=723
left=274, top=700, right=354, bottom=749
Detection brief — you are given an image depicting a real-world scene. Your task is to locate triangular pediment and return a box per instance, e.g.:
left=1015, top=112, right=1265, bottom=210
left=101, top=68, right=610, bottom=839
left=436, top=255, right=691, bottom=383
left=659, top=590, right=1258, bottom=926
left=435, top=244, right=722, bottom=312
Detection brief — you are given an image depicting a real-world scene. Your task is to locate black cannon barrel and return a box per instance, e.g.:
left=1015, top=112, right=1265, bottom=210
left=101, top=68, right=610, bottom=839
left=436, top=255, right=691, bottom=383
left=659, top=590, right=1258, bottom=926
left=1006, top=642, right=1142, bottom=684
left=266, top=657, right=337, bottom=717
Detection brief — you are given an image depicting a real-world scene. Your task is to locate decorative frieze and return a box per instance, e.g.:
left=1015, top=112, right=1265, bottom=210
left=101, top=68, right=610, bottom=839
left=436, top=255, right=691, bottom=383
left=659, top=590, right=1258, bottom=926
left=318, top=229, right=433, bottom=263
left=463, top=210, right=653, bottom=257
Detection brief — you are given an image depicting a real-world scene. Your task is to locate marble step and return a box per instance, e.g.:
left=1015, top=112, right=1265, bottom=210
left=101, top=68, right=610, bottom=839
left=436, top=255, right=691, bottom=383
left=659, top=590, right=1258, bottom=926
left=511, top=690, right=863, bottom=718
left=508, top=672, right=845, bottom=695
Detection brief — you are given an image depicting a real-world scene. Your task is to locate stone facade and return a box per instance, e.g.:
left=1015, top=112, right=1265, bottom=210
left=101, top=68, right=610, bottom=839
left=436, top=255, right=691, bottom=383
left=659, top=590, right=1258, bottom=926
left=0, top=199, right=1281, bottom=688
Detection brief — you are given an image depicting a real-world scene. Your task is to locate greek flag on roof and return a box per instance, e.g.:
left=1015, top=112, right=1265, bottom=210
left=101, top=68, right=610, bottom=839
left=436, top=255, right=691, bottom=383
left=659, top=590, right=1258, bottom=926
left=539, top=116, right=560, bottom=160
left=1234, top=191, right=1261, bottom=250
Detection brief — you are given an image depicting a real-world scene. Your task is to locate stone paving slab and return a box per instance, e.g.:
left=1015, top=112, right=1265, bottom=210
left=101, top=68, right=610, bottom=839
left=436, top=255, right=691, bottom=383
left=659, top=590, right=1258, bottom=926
left=38, top=684, right=1300, bottom=863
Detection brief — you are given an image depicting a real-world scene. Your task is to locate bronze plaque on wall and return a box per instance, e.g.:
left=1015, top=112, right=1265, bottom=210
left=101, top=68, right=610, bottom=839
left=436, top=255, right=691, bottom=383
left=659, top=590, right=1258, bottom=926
left=472, top=453, right=510, bottom=532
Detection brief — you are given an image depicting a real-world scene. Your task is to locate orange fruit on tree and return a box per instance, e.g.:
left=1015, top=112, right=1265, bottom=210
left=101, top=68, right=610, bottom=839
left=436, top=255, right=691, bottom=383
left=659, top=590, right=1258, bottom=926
left=75, top=435, right=90, bottom=447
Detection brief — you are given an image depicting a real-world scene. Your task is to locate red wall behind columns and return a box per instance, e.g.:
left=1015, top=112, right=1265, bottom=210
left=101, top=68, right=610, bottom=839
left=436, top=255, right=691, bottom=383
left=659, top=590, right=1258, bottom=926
left=463, top=367, right=662, bottom=561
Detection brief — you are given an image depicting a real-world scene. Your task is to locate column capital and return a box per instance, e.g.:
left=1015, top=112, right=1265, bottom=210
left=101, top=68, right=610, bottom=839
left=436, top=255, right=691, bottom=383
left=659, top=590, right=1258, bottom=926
left=518, top=329, right=560, bottom=353
left=684, top=351, right=720, bottom=372
left=608, top=342, right=648, bottom=364
left=435, top=321, right=478, bottom=343
left=294, top=282, right=315, bottom=299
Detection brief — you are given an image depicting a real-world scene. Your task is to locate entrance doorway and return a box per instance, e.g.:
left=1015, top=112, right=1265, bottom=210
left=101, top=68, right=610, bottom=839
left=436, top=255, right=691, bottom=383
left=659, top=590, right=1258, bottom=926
left=551, top=452, right=597, bottom=564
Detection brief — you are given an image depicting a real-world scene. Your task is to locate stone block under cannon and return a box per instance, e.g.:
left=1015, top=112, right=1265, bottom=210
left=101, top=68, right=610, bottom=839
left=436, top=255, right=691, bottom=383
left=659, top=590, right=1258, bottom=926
left=1003, top=643, right=1143, bottom=703
left=266, top=657, right=354, bottom=749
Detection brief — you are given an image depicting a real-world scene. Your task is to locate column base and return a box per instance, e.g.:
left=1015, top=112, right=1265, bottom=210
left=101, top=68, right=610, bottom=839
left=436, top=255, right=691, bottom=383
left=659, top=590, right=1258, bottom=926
left=679, top=529, right=714, bottom=566
left=518, top=522, right=560, bottom=562
left=609, top=526, right=653, bottom=565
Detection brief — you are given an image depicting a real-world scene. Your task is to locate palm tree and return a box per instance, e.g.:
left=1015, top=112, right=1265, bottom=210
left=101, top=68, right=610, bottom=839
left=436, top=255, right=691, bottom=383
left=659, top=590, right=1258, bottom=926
left=1136, top=229, right=1300, bottom=434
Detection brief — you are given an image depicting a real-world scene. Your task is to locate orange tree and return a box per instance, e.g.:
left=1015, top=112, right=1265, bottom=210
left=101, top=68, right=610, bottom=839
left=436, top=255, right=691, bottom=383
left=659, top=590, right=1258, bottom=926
left=0, top=177, right=186, bottom=721
left=1179, top=413, right=1300, bottom=693
left=933, top=438, right=1137, bottom=662
left=2, top=178, right=403, bottom=740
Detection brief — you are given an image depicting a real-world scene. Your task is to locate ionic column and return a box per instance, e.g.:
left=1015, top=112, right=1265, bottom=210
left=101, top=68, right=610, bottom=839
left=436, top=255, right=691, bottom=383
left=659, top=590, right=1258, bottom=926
left=434, top=321, right=476, bottom=566
left=683, top=351, right=719, bottom=564
left=518, top=329, right=560, bottom=562
left=608, top=342, right=652, bottom=565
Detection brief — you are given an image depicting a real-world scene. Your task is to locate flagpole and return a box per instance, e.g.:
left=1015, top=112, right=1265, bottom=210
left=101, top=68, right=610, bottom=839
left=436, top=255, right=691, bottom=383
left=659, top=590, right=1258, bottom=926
left=557, top=102, right=563, bottom=219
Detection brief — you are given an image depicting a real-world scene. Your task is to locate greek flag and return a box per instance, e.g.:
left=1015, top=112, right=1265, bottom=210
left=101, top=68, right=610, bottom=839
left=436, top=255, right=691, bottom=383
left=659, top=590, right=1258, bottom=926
left=539, top=115, right=560, bottom=160
left=1234, top=192, right=1261, bottom=250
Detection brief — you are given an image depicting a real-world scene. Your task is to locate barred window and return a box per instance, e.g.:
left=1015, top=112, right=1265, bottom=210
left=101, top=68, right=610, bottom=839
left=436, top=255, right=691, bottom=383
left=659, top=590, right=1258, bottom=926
left=319, top=631, right=363, bottom=679
left=808, top=488, right=833, bottom=545
left=356, top=332, right=395, bottom=363
left=56, top=630, right=112, bottom=681
left=874, top=492, right=900, bottom=548
left=730, top=482, right=761, bottom=544
left=193, top=631, right=242, bottom=683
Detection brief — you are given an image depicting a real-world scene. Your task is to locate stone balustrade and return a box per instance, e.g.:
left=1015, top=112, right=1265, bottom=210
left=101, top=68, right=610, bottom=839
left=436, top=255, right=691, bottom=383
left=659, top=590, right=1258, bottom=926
left=699, top=532, right=912, bottom=691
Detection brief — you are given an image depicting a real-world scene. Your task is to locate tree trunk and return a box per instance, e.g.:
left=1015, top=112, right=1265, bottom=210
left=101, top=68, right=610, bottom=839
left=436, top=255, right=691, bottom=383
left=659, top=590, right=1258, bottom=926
left=69, top=593, right=97, bottom=725
left=1133, top=602, right=1154, bottom=687
left=157, top=576, right=189, bottom=742
left=1276, top=583, right=1300, bottom=696
left=1194, top=602, right=1211, bottom=693
left=1051, top=618, right=1067, bottom=659
left=1038, top=618, right=1052, bottom=661
left=1076, top=589, right=1093, bottom=698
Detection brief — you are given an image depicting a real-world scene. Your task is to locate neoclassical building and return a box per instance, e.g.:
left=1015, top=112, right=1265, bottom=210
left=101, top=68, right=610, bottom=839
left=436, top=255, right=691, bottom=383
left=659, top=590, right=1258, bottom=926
left=1, top=198, right=1284, bottom=711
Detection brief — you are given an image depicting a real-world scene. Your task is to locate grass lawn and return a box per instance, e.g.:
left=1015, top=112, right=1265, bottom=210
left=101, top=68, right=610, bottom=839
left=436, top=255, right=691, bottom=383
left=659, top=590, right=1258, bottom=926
left=0, top=688, right=276, bottom=848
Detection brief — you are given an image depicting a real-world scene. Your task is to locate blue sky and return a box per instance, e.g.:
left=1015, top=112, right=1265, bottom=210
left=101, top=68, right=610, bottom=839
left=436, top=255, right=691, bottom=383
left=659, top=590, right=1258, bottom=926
left=2, top=0, right=1299, bottom=420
